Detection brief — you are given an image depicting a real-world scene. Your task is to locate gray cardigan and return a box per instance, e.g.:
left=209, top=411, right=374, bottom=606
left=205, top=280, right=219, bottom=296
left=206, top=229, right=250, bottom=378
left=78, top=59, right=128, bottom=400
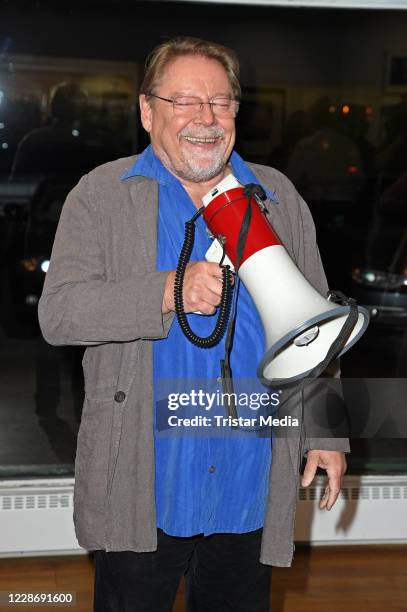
left=38, top=155, right=349, bottom=567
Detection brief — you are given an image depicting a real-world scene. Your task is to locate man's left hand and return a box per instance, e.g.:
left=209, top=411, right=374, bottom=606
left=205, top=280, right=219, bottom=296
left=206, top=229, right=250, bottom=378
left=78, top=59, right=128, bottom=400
left=301, top=450, right=347, bottom=511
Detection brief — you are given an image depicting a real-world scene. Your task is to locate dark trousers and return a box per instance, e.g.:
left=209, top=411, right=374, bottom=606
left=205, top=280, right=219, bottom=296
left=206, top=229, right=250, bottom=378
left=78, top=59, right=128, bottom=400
left=94, top=528, right=271, bottom=612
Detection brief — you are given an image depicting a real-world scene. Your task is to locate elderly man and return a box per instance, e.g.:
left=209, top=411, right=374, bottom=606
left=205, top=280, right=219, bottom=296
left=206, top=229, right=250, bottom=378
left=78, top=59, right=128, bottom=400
left=39, top=37, right=348, bottom=612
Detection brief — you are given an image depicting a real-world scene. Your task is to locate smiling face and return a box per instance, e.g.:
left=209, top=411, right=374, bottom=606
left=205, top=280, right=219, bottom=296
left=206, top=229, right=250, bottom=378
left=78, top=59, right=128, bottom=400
left=139, top=55, right=236, bottom=184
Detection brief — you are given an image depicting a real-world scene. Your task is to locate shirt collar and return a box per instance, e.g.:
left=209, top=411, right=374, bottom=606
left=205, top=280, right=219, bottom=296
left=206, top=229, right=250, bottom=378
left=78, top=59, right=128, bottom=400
left=121, top=145, right=279, bottom=204
left=121, top=144, right=172, bottom=185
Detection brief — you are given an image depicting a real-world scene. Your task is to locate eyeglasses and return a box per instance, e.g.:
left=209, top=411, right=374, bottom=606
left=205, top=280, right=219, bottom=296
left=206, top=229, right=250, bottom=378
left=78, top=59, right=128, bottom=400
left=146, top=93, right=240, bottom=118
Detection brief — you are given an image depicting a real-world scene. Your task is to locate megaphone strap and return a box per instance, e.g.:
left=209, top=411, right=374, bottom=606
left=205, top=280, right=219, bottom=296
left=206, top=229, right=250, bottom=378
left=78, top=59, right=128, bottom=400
left=267, top=295, right=359, bottom=394
left=235, top=194, right=253, bottom=273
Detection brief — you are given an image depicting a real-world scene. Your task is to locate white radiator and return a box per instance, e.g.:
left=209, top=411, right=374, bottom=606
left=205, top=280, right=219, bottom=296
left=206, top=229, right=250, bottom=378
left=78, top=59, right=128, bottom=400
left=295, top=474, right=407, bottom=544
left=0, top=475, right=406, bottom=557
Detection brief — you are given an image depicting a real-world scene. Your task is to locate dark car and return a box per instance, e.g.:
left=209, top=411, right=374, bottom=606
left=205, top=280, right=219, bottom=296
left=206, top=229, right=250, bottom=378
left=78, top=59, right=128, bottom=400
left=351, top=260, right=407, bottom=326
left=351, top=194, right=407, bottom=328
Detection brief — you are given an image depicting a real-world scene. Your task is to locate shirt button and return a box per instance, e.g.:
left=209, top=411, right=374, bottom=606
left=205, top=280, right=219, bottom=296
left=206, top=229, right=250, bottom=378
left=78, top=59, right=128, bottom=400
left=114, top=391, right=126, bottom=403
left=209, top=465, right=216, bottom=473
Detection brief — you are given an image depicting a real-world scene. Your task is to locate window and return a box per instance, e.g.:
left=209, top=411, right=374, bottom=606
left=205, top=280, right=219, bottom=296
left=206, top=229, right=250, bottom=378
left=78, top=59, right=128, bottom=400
left=0, top=1, right=405, bottom=478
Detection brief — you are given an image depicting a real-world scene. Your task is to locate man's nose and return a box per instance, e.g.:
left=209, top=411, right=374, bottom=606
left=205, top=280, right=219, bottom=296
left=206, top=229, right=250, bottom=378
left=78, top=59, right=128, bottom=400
left=194, top=102, right=216, bottom=125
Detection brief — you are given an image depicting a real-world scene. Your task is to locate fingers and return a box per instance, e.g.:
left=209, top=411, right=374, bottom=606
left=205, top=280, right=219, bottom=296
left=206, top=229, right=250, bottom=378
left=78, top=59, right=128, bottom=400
left=301, top=455, right=319, bottom=488
left=183, top=262, right=228, bottom=315
left=187, top=287, right=221, bottom=315
left=205, top=274, right=224, bottom=298
left=307, top=451, right=346, bottom=511
left=319, top=482, right=341, bottom=510
left=162, top=262, right=232, bottom=315
left=319, top=485, right=330, bottom=510
left=326, top=483, right=341, bottom=510
left=322, top=465, right=343, bottom=510
left=302, top=450, right=346, bottom=511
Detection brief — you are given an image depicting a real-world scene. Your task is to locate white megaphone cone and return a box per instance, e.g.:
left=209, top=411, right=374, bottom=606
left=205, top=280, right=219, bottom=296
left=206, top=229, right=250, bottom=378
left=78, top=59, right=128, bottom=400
left=202, top=175, right=369, bottom=387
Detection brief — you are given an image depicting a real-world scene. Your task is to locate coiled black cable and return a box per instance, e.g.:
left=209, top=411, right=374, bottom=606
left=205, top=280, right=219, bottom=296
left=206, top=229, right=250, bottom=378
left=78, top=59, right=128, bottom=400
left=174, top=208, right=233, bottom=348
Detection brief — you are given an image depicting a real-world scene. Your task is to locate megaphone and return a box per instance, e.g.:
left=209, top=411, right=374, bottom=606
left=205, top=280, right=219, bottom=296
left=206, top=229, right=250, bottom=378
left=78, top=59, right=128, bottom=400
left=199, top=174, right=369, bottom=387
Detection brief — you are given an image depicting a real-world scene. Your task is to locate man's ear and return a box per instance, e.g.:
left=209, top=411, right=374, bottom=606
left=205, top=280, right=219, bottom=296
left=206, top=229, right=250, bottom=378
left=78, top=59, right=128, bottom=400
left=139, top=94, right=152, bottom=132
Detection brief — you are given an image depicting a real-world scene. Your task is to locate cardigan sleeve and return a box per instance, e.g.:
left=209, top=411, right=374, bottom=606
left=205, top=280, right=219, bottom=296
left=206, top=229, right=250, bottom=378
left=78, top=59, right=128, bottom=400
left=38, top=173, right=174, bottom=346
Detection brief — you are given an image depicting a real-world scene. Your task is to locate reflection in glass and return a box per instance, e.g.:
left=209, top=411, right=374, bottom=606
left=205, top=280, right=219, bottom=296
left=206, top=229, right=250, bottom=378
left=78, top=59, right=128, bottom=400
left=0, top=52, right=138, bottom=478
left=0, top=4, right=406, bottom=479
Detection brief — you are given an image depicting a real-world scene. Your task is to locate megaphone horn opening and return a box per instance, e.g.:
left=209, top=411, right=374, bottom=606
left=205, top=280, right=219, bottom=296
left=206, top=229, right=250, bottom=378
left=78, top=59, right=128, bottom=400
left=258, top=305, right=370, bottom=387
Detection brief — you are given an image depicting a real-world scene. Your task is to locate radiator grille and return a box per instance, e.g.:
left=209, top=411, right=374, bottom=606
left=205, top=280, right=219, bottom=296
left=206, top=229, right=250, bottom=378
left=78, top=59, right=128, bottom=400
left=1, top=492, right=72, bottom=511
left=1, top=484, right=406, bottom=509
left=299, top=485, right=407, bottom=501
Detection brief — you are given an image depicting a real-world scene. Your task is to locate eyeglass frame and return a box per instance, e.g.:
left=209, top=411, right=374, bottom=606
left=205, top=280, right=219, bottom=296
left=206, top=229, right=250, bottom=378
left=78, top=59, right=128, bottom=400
left=145, top=93, right=240, bottom=117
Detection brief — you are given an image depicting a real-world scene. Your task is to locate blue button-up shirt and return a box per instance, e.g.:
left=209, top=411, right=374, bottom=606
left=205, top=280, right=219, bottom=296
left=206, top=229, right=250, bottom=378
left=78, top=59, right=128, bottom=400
left=122, top=146, right=278, bottom=537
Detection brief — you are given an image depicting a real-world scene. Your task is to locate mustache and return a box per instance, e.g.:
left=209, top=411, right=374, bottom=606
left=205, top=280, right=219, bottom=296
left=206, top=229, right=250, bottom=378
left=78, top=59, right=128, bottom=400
left=180, top=126, right=225, bottom=138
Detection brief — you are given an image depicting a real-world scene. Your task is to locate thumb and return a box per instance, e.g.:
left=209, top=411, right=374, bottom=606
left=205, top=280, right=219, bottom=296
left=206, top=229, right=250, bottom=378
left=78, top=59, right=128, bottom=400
left=302, top=455, right=318, bottom=487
